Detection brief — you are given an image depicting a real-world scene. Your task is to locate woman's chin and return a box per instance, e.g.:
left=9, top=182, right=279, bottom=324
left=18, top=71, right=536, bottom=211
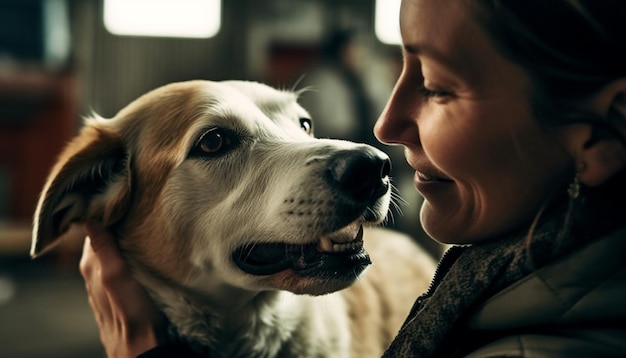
left=420, top=203, right=453, bottom=244
left=420, top=202, right=474, bottom=245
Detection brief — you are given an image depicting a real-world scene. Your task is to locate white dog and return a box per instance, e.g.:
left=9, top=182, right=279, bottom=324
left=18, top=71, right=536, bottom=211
left=31, top=80, right=435, bottom=357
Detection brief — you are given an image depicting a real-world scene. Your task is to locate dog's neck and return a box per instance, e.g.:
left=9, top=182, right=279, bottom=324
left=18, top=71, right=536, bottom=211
left=133, top=267, right=352, bottom=357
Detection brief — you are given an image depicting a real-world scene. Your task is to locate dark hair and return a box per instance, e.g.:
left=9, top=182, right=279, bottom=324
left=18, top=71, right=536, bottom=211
left=472, top=1, right=626, bottom=134
left=470, top=0, right=626, bottom=261
left=474, top=1, right=625, bottom=94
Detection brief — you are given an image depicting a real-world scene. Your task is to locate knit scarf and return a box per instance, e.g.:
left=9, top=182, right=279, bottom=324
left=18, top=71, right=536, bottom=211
left=381, top=199, right=593, bottom=357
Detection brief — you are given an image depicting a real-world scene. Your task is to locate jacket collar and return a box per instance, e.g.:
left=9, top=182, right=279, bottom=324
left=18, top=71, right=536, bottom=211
left=469, top=227, right=626, bottom=329
left=383, top=196, right=599, bottom=357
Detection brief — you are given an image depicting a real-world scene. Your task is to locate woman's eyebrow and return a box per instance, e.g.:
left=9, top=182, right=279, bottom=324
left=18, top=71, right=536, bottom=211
left=402, top=42, right=486, bottom=89
left=402, top=43, right=461, bottom=72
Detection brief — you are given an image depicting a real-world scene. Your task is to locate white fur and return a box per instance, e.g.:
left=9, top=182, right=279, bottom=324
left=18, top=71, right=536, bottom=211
left=32, top=80, right=436, bottom=357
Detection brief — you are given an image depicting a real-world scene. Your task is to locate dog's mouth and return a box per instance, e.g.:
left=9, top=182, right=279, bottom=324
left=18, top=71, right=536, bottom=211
left=232, top=224, right=370, bottom=277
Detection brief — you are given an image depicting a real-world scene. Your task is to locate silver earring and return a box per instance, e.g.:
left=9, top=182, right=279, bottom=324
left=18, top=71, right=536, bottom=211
left=568, top=163, right=586, bottom=199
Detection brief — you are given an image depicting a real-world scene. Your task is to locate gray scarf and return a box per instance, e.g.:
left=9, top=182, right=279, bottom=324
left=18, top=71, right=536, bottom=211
left=382, top=198, right=591, bottom=357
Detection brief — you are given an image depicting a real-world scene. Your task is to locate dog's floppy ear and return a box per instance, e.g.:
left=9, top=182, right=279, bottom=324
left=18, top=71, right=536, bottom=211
left=31, top=123, right=132, bottom=258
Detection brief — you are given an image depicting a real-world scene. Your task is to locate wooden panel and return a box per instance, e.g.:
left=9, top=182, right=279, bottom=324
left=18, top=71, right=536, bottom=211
left=0, top=71, right=78, bottom=225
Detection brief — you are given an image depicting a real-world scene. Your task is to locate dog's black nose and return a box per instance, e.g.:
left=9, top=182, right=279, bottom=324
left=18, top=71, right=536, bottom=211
left=327, top=146, right=391, bottom=202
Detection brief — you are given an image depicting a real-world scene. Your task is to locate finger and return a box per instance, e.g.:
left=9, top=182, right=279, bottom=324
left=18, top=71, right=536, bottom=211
left=81, top=240, right=115, bottom=327
left=84, top=225, right=159, bottom=320
left=84, top=223, right=128, bottom=285
left=85, top=281, right=113, bottom=327
left=79, top=237, right=95, bottom=279
left=85, top=222, right=117, bottom=254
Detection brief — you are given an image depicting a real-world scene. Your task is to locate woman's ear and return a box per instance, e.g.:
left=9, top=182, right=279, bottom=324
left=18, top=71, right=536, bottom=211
left=577, top=79, right=626, bottom=187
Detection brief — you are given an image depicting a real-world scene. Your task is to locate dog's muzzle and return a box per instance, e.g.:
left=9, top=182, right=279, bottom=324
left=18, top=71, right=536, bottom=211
left=232, top=146, right=392, bottom=279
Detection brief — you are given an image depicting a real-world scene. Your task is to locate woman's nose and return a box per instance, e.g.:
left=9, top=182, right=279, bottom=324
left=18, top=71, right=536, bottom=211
left=374, top=81, right=419, bottom=147
left=373, top=104, right=395, bottom=144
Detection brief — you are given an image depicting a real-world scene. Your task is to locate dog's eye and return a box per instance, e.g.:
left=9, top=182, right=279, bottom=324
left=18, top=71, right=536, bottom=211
left=200, top=131, right=226, bottom=153
left=192, top=128, right=235, bottom=157
left=300, top=118, right=313, bottom=134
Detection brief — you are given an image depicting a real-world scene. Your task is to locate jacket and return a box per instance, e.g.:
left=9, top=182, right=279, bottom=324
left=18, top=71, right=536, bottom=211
left=464, top=227, right=626, bottom=357
left=383, top=215, right=626, bottom=357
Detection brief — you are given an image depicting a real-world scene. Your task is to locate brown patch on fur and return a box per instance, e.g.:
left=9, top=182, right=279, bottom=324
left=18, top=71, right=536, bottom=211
left=32, top=82, right=210, bottom=279
left=106, top=83, right=215, bottom=283
left=32, top=124, right=128, bottom=256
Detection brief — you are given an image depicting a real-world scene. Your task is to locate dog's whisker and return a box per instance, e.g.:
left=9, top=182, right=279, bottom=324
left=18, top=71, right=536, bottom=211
left=391, top=192, right=408, bottom=209
left=384, top=208, right=396, bottom=227
left=238, top=243, right=258, bottom=262
left=291, top=73, right=308, bottom=93
left=385, top=189, right=409, bottom=227
left=245, top=244, right=258, bottom=261
left=388, top=185, right=407, bottom=219
left=390, top=183, right=409, bottom=207
left=351, top=268, right=362, bottom=282
left=390, top=197, right=404, bottom=217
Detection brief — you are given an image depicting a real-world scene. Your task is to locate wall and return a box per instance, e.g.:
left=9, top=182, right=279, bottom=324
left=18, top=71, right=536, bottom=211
left=68, top=0, right=439, bottom=256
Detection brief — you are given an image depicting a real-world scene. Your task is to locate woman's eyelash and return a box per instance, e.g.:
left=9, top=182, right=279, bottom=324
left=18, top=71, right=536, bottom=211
left=417, top=84, right=452, bottom=98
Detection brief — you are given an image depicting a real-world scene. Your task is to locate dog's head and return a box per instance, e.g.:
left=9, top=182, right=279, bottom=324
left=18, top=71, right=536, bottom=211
left=32, top=80, right=392, bottom=296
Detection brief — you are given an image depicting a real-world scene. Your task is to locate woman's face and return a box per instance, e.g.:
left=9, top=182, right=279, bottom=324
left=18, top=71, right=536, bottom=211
left=374, top=0, right=573, bottom=244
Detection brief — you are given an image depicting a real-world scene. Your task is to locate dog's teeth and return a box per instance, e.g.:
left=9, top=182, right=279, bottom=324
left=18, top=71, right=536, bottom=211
left=319, top=236, right=363, bottom=253
left=327, top=230, right=356, bottom=244
left=318, top=225, right=365, bottom=253
left=332, top=241, right=362, bottom=252
left=319, top=236, right=334, bottom=252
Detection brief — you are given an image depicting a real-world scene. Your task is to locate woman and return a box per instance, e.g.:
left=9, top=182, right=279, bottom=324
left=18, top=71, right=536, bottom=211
left=375, top=0, right=626, bottom=356
left=81, top=0, right=626, bottom=356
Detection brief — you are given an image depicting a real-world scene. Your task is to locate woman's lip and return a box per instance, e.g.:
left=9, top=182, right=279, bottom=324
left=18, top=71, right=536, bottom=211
left=415, top=171, right=453, bottom=183
left=414, top=171, right=454, bottom=195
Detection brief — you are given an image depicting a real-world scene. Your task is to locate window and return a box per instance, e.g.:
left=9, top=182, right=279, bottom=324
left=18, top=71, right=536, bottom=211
left=375, top=0, right=401, bottom=45
left=103, top=0, right=221, bottom=38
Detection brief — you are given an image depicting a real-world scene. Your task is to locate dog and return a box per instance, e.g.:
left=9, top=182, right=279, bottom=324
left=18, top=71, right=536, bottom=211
left=31, top=80, right=436, bottom=357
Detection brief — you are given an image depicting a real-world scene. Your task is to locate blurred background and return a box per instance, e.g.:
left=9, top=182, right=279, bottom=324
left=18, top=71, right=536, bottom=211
left=0, top=0, right=442, bottom=356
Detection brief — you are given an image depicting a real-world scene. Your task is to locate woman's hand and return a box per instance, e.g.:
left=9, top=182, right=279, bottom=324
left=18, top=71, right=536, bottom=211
left=80, top=223, right=165, bottom=358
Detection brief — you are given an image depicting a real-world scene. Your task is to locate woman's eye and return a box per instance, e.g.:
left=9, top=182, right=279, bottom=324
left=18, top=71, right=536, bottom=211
left=300, top=117, right=313, bottom=134
left=418, top=84, right=453, bottom=99
left=194, top=128, right=234, bottom=156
